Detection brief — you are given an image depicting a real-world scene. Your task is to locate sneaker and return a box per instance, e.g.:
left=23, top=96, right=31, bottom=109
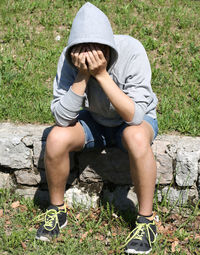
left=124, top=215, right=157, bottom=254
left=35, top=204, right=67, bottom=242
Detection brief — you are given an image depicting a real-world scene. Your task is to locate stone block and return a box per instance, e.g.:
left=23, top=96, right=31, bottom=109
left=33, top=141, right=46, bottom=169
left=14, top=168, right=78, bottom=186
left=160, top=186, right=198, bottom=206
left=79, top=142, right=174, bottom=185
left=21, top=135, right=35, bottom=147
left=152, top=140, right=173, bottom=184
left=0, top=172, right=15, bottom=188
left=175, top=149, right=199, bottom=187
left=14, top=169, right=46, bottom=185
left=0, top=137, right=32, bottom=169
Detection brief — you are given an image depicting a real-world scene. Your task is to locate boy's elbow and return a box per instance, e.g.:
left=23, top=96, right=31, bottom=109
left=53, top=112, right=76, bottom=127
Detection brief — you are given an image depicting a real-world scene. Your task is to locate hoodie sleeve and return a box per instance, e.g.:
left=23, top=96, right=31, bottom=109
left=51, top=48, right=85, bottom=127
left=122, top=39, right=155, bottom=125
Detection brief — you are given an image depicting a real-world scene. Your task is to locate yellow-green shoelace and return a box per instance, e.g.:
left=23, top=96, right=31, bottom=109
left=33, top=207, right=67, bottom=231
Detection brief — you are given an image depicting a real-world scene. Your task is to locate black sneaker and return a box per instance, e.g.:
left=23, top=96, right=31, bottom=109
left=35, top=205, right=67, bottom=242
left=124, top=215, right=158, bottom=254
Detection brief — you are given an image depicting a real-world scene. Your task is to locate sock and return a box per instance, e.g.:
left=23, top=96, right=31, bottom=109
left=138, top=213, right=154, bottom=221
left=52, top=202, right=65, bottom=210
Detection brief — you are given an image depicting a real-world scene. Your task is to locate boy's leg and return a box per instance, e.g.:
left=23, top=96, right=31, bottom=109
left=121, top=121, right=157, bottom=254
left=35, top=122, right=85, bottom=241
left=45, top=122, right=86, bottom=206
left=36, top=111, right=106, bottom=241
left=121, top=120, right=156, bottom=216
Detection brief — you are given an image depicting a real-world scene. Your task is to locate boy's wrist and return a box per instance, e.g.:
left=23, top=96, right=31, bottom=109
left=77, top=71, right=90, bottom=82
left=95, top=70, right=109, bottom=81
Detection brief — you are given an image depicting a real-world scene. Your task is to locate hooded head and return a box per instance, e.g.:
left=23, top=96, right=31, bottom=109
left=66, top=2, right=118, bottom=70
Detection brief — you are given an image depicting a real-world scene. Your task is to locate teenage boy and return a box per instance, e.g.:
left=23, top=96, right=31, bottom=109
left=36, top=2, right=158, bottom=254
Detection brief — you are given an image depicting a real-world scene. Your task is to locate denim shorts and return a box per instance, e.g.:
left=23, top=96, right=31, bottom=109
left=78, top=110, right=158, bottom=151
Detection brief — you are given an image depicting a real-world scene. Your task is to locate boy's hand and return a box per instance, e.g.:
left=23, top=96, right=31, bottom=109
left=85, top=44, right=109, bottom=78
left=71, top=46, right=90, bottom=78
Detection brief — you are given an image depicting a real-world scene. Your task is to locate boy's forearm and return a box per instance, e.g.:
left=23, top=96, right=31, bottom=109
left=51, top=72, right=90, bottom=127
left=95, top=71, right=135, bottom=123
left=71, top=71, right=90, bottom=95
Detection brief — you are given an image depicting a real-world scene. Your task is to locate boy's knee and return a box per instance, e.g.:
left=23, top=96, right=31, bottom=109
left=46, top=126, right=72, bottom=155
left=122, top=126, right=149, bottom=155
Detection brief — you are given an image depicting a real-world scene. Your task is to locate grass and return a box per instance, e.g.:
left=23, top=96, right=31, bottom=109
left=0, top=0, right=199, bottom=135
left=0, top=188, right=199, bottom=254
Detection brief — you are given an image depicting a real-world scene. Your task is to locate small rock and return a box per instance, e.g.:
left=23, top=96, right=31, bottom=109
left=64, top=186, right=99, bottom=209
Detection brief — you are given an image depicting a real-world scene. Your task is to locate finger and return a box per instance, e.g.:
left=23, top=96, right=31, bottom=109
left=80, top=51, right=87, bottom=62
left=73, top=45, right=83, bottom=66
left=86, top=46, right=97, bottom=65
left=79, top=53, right=86, bottom=67
left=94, top=45, right=105, bottom=60
left=70, top=47, right=76, bottom=64
left=71, top=45, right=81, bottom=66
left=89, top=44, right=100, bottom=62
left=86, top=54, right=94, bottom=70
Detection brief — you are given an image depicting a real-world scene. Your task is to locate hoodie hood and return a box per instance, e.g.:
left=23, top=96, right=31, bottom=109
left=66, top=2, right=118, bottom=70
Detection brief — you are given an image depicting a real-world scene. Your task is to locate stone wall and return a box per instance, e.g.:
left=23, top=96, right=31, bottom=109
left=0, top=123, right=199, bottom=211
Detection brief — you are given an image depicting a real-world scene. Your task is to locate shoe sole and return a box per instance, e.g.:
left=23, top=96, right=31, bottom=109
left=125, top=248, right=152, bottom=254
left=35, top=220, right=68, bottom=242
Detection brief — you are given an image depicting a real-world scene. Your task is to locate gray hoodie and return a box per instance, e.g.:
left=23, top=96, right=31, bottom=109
left=51, top=2, right=158, bottom=127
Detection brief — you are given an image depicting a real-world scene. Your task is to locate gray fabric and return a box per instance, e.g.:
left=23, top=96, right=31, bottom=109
left=51, top=2, right=158, bottom=127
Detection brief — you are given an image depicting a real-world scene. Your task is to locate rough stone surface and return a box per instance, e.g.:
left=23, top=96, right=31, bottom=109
left=21, top=135, right=35, bottom=147
left=14, top=169, right=46, bottom=185
left=0, top=123, right=200, bottom=209
left=0, top=137, right=32, bottom=169
left=160, top=186, right=199, bottom=206
left=0, top=172, right=15, bottom=188
left=175, top=149, right=199, bottom=187
left=16, top=187, right=38, bottom=198
left=152, top=140, right=173, bottom=184
left=64, top=186, right=99, bottom=209
left=103, top=186, right=138, bottom=211
left=79, top=139, right=175, bottom=185
left=79, top=148, right=131, bottom=184
left=33, top=141, right=46, bottom=169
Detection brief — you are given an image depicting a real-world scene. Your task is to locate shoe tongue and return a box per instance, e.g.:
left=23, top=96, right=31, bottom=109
left=137, top=215, right=152, bottom=224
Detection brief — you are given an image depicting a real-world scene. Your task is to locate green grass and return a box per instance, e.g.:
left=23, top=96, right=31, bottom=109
left=0, top=0, right=200, bottom=135
left=0, top=189, right=199, bottom=254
